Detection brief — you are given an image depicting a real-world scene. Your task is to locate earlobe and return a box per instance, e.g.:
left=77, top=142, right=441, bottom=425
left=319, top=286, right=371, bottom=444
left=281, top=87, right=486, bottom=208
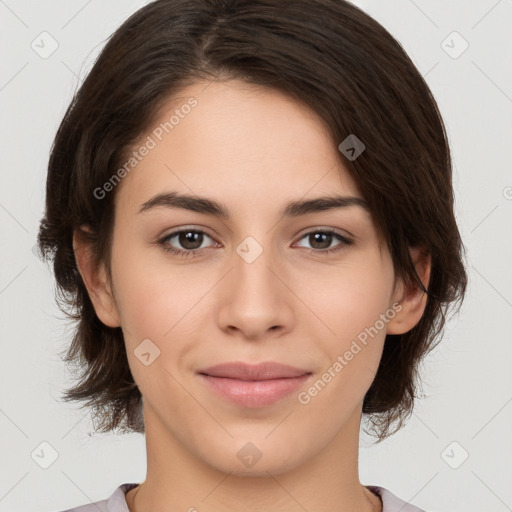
left=386, top=245, right=431, bottom=335
left=72, top=227, right=121, bottom=328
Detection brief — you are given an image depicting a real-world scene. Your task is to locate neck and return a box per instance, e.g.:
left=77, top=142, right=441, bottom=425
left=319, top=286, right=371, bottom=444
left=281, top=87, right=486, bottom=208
left=126, top=402, right=381, bottom=512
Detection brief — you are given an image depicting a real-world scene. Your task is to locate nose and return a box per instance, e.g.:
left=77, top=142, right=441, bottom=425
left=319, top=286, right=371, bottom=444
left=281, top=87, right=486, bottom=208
left=216, top=238, right=294, bottom=341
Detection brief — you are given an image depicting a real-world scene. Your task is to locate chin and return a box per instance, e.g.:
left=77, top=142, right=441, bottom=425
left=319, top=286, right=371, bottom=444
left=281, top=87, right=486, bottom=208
left=198, top=439, right=305, bottom=477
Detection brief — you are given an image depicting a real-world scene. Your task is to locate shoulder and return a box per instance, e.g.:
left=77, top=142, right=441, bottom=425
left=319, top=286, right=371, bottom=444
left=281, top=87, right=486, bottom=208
left=367, top=485, right=427, bottom=512
left=54, top=483, right=138, bottom=512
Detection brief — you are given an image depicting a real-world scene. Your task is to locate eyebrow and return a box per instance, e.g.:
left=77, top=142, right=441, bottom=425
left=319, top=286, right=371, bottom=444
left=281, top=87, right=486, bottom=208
left=138, top=191, right=370, bottom=218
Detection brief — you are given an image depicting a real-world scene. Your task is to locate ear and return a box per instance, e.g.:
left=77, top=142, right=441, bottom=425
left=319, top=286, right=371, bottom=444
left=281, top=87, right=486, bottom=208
left=386, top=245, right=431, bottom=335
left=72, top=226, right=121, bottom=328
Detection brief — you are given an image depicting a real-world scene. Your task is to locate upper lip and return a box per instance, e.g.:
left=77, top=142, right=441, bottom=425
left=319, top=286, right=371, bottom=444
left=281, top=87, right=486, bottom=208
left=197, top=362, right=311, bottom=381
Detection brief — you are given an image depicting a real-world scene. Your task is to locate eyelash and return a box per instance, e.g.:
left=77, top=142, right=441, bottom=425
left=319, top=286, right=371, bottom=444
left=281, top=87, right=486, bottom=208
left=157, top=228, right=353, bottom=258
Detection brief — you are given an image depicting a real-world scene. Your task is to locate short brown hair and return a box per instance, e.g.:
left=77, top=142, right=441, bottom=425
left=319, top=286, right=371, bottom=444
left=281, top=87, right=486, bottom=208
left=37, top=0, right=468, bottom=442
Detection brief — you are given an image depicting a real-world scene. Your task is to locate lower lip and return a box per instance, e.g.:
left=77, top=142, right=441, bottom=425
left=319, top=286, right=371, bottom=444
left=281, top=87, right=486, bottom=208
left=198, top=373, right=311, bottom=408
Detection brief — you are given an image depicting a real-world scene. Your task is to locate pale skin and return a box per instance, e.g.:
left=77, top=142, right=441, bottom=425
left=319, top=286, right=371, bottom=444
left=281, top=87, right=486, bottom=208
left=73, top=79, right=431, bottom=512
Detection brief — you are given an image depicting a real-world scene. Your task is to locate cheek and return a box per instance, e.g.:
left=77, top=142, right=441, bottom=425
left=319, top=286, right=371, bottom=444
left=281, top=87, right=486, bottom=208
left=298, top=301, right=388, bottom=421
left=112, top=261, right=202, bottom=400
left=300, top=258, right=393, bottom=395
left=111, top=242, right=190, bottom=331
left=112, top=268, right=169, bottom=342
left=111, top=249, right=216, bottom=366
left=302, top=257, right=394, bottom=341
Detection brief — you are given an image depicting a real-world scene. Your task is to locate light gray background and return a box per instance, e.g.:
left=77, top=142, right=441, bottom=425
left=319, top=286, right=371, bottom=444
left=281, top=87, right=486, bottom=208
left=1, top=1, right=511, bottom=511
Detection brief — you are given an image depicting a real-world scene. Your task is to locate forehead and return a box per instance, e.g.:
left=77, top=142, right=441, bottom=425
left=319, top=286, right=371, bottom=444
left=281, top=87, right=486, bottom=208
left=115, top=79, right=363, bottom=214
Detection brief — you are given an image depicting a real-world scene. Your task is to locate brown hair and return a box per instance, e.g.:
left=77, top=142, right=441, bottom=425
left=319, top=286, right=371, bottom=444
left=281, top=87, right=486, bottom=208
left=37, top=0, right=468, bottom=441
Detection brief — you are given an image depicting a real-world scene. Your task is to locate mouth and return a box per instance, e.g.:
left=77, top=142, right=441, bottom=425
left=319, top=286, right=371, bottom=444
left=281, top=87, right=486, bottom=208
left=196, top=361, right=312, bottom=408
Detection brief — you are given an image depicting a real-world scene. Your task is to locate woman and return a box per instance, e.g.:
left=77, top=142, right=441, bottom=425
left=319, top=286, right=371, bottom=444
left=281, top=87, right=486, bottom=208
left=38, top=0, right=467, bottom=511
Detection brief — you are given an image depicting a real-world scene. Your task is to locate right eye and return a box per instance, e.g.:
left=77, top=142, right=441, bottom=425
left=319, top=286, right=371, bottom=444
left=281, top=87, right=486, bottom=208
left=157, top=228, right=219, bottom=257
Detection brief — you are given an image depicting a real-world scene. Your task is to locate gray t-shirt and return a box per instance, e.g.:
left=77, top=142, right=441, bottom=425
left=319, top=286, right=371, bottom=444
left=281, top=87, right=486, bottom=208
left=58, top=482, right=427, bottom=511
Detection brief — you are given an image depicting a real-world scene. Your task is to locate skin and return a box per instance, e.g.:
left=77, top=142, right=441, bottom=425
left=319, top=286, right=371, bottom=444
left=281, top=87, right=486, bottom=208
left=74, top=79, right=430, bottom=512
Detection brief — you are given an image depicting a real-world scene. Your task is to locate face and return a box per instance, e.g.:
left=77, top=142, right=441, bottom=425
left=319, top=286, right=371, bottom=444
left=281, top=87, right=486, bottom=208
left=81, top=79, right=419, bottom=477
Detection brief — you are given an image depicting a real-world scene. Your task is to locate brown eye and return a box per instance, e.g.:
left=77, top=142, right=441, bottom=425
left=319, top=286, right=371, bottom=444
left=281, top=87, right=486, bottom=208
left=295, top=230, right=353, bottom=254
left=175, top=231, right=205, bottom=250
left=158, top=229, right=217, bottom=257
left=307, top=232, right=333, bottom=250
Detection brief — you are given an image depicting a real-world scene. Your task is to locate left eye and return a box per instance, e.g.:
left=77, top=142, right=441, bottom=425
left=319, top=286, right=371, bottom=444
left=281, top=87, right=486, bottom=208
left=157, top=228, right=353, bottom=257
left=294, top=230, right=353, bottom=252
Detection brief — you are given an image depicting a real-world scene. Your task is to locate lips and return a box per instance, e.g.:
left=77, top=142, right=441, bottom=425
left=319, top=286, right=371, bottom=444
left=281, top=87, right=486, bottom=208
left=196, top=361, right=312, bottom=408
left=197, top=361, right=310, bottom=380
